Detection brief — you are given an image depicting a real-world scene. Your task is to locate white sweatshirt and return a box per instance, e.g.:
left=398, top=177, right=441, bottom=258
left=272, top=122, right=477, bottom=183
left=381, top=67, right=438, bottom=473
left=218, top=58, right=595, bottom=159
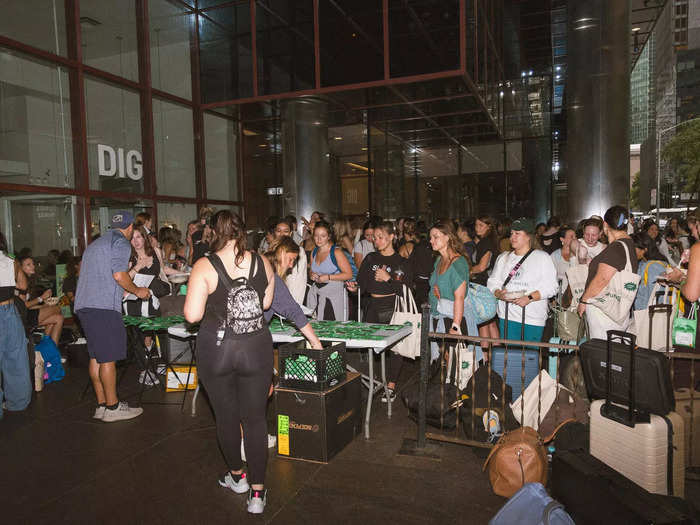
left=285, top=247, right=307, bottom=306
left=487, top=249, right=559, bottom=327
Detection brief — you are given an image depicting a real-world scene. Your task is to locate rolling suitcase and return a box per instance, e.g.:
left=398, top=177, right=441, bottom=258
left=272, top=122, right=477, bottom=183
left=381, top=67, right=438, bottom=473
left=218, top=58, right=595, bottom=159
left=588, top=331, right=685, bottom=497
left=551, top=449, right=697, bottom=525
left=674, top=387, right=700, bottom=467
left=491, top=303, right=541, bottom=398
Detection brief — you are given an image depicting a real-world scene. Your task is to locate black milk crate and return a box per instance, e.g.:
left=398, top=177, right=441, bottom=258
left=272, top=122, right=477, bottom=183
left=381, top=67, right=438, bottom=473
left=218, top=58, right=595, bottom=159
left=278, top=340, right=346, bottom=391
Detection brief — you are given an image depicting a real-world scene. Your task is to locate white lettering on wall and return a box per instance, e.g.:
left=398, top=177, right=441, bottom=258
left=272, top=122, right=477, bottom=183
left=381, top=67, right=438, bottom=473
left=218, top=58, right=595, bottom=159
left=98, top=144, right=143, bottom=180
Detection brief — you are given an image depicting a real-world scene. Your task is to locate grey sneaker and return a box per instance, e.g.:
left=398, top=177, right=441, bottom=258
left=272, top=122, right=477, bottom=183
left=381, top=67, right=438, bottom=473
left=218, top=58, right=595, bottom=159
left=93, top=406, right=106, bottom=420
left=219, top=472, right=249, bottom=494
left=381, top=388, right=396, bottom=403
left=247, top=489, right=267, bottom=514
left=101, top=402, right=143, bottom=423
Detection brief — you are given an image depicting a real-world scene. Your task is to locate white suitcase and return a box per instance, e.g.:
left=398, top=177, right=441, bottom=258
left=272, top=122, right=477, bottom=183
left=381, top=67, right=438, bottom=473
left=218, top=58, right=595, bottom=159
left=590, top=399, right=685, bottom=497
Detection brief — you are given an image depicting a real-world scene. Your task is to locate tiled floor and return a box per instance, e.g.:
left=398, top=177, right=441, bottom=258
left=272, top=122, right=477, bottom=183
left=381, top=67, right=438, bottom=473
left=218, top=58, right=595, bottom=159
left=1, top=357, right=506, bottom=524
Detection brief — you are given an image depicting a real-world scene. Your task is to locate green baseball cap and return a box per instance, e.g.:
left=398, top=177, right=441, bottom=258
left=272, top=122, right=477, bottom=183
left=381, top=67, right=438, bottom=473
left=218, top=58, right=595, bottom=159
left=511, top=217, right=535, bottom=234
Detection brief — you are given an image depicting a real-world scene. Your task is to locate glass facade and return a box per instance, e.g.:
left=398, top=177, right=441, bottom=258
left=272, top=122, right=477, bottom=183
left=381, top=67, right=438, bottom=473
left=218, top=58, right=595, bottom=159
left=0, top=0, right=241, bottom=256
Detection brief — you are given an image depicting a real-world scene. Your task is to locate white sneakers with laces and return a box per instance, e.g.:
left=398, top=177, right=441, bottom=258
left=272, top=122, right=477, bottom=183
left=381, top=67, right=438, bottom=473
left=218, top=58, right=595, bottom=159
left=101, top=401, right=143, bottom=422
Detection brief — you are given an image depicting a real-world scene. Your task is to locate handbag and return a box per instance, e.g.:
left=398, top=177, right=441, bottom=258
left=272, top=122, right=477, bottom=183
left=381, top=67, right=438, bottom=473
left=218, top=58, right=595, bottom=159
left=588, top=241, right=641, bottom=325
left=554, top=306, right=580, bottom=341
left=510, top=370, right=558, bottom=431
left=467, top=283, right=498, bottom=324
left=149, top=276, right=171, bottom=298
left=673, top=302, right=697, bottom=348
left=483, top=421, right=574, bottom=498
left=389, top=285, right=421, bottom=359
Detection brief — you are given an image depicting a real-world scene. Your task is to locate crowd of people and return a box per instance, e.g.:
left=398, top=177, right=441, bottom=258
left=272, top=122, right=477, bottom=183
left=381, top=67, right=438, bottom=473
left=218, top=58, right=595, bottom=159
left=1, top=203, right=699, bottom=515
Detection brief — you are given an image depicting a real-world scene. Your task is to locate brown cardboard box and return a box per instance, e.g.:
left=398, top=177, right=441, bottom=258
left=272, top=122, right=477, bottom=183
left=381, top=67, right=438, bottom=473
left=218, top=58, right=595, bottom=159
left=275, top=372, right=361, bottom=463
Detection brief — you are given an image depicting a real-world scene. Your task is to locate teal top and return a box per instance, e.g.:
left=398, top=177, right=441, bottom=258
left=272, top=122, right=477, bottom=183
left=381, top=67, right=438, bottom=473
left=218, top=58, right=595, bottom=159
left=428, top=255, right=470, bottom=315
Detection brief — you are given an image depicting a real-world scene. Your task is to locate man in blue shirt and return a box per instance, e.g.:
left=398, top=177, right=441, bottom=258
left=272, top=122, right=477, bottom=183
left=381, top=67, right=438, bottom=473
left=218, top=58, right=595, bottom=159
left=75, top=211, right=150, bottom=422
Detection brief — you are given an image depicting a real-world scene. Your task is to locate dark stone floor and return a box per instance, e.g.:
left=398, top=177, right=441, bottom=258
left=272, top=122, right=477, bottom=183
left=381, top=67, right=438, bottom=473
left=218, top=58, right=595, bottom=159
left=0, top=356, right=507, bottom=525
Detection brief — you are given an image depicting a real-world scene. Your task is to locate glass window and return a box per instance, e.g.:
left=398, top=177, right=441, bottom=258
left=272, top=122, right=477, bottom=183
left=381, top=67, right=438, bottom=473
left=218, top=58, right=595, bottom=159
left=0, top=50, right=74, bottom=188
left=89, top=197, right=151, bottom=240
left=156, top=202, right=196, bottom=233
left=0, top=192, right=79, bottom=258
left=153, top=99, right=196, bottom=197
left=256, top=0, right=315, bottom=95
left=81, top=0, right=139, bottom=82
left=199, top=5, right=254, bottom=103
left=85, top=76, right=143, bottom=194
left=150, top=0, right=194, bottom=100
left=204, top=113, right=239, bottom=201
left=0, top=0, right=68, bottom=56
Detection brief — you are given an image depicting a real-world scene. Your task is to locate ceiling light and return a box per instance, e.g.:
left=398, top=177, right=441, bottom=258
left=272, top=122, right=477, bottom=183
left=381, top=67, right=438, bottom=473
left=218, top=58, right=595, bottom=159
left=243, top=129, right=259, bottom=136
left=361, top=147, right=368, bottom=151
left=258, top=144, right=268, bottom=148
left=632, top=27, right=641, bottom=32
left=334, top=136, right=343, bottom=140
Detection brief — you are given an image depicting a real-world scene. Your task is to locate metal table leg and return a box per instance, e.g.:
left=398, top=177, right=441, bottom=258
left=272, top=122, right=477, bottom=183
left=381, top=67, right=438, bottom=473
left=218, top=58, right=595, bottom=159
left=380, top=349, right=391, bottom=418
left=364, top=348, right=373, bottom=439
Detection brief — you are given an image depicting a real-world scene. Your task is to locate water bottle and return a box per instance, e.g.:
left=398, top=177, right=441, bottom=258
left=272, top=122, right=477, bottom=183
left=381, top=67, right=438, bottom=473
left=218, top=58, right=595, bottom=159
left=483, top=410, right=501, bottom=439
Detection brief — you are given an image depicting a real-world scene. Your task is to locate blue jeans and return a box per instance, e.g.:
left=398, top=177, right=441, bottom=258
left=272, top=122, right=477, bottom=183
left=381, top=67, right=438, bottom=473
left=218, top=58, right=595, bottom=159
left=0, top=303, right=31, bottom=418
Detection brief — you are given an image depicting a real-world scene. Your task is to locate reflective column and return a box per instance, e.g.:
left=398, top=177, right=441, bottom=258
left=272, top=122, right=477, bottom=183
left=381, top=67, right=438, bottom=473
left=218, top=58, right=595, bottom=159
left=566, top=0, right=630, bottom=221
left=281, top=97, right=336, bottom=222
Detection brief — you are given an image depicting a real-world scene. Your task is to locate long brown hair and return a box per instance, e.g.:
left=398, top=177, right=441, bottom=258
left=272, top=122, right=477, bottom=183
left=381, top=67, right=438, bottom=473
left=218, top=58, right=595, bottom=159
left=212, top=210, right=247, bottom=266
left=477, top=215, right=500, bottom=253
left=431, top=219, right=467, bottom=263
left=265, top=236, right=300, bottom=278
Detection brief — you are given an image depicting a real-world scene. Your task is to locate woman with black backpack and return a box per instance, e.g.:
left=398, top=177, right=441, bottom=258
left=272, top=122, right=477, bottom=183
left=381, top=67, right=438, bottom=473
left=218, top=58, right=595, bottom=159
left=184, top=210, right=275, bottom=515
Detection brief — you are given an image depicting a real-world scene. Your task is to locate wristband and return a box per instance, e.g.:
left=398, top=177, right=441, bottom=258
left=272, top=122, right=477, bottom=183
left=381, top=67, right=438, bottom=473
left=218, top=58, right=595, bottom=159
left=37, top=297, right=43, bottom=304
left=451, top=323, right=460, bottom=331
left=579, top=300, right=589, bottom=305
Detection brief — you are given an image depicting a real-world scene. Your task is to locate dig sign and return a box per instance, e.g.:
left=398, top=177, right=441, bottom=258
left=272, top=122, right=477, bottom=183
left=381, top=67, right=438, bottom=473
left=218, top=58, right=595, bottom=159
left=98, top=144, right=143, bottom=181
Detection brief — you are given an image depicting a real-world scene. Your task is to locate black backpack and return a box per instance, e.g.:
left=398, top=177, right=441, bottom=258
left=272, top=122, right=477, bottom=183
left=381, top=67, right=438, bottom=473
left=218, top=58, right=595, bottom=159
left=208, top=253, right=264, bottom=344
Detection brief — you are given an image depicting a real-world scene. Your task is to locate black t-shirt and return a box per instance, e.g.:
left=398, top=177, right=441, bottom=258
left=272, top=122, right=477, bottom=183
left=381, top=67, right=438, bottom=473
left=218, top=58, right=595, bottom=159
left=409, top=238, right=435, bottom=279
left=472, top=237, right=497, bottom=285
left=358, top=251, right=413, bottom=295
left=585, top=238, right=638, bottom=289
left=62, top=275, right=77, bottom=295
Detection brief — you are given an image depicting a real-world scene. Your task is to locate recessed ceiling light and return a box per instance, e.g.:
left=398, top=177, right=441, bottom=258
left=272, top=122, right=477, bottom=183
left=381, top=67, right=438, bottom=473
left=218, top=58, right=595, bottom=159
left=334, top=136, right=343, bottom=140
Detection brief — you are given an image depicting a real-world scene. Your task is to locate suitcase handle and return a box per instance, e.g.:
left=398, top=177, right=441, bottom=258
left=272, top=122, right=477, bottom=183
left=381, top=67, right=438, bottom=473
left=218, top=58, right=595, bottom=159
left=604, top=330, right=643, bottom=427
left=648, top=304, right=672, bottom=354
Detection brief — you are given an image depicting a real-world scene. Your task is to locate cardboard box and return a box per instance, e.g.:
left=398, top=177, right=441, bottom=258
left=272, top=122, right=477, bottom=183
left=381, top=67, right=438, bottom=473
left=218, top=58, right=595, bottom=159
left=165, top=365, right=197, bottom=392
left=275, top=372, right=361, bottom=463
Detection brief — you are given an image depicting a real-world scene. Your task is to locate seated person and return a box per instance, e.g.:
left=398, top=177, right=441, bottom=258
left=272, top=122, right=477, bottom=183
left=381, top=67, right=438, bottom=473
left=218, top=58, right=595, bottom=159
left=62, top=256, right=81, bottom=304
left=16, top=256, right=64, bottom=346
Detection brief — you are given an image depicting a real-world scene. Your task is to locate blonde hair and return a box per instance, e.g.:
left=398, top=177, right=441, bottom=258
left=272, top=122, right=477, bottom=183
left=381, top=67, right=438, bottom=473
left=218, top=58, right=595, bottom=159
left=265, top=236, right=300, bottom=278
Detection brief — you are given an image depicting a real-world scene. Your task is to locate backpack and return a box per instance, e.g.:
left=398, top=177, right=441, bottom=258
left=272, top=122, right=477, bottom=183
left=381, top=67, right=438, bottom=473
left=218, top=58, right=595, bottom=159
left=312, top=244, right=358, bottom=281
left=208, top=253, right=264, bottom=344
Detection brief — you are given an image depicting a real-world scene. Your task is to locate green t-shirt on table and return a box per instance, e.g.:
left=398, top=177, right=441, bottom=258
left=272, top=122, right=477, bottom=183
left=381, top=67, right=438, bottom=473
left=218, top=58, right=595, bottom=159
left=428, top=255, right=470, bottom=315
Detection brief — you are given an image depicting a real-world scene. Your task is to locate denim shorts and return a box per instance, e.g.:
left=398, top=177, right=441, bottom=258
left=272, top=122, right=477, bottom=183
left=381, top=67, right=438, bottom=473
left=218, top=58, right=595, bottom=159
left=76, top=308, right=127, bottom=363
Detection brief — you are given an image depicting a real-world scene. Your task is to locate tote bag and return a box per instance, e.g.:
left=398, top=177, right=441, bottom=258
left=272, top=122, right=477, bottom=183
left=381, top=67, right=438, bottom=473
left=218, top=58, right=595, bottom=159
left=673, top=302, right=698, bottom=348
left=445, top=341, right=479, bottom=391
left=565, top=264, right=589, bottom=307
left=589, top=241, right=641, bottom=326
left=390, top=285, right=422, bottom=359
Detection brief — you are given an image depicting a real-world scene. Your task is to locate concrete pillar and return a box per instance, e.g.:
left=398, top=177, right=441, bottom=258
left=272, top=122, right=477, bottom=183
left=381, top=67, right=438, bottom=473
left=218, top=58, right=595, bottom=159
left=281, top=97, right=336, bottom=222
left=566, top=0, right=630, bottom=222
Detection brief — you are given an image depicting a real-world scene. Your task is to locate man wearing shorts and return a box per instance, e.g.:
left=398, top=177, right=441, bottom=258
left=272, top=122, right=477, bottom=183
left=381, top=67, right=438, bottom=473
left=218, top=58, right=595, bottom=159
left=75, top=211, right=151, bottom=422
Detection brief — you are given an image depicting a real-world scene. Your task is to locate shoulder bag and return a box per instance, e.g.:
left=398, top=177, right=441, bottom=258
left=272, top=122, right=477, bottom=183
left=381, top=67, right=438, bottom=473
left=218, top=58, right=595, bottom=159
left=589, top=241, right=641, bottom=326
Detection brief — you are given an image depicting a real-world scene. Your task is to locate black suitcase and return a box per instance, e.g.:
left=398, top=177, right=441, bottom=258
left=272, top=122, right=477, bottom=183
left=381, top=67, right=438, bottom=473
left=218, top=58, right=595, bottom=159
left=579, top=336, right=675, bottom=416
left=551, top=449, right=698, bottom=525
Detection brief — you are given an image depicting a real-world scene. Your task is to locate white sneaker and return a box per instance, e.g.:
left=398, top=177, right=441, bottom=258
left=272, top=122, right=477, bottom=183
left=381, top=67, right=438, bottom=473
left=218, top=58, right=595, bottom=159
left=268, top=434, right=277, bottom=449
left=218, top=471, right=250, bottom=494
left=101, top=402, right=143, bottom=423
left=93, top=406, right=106, bottom=420
left=247, top=489, right=267, bottom=514
left=241, top=440, right=246, bottom=462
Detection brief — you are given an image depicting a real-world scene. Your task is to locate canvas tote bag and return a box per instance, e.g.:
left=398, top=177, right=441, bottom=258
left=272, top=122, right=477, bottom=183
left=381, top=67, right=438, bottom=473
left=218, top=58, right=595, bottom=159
left=390, top=285, right=422, bottom=359
left=588, top=241, right=641, bottom=326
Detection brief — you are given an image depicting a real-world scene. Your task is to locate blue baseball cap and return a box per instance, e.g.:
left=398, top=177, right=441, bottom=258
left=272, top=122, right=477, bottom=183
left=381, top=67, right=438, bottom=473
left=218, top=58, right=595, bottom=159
left=111, top=211, right=134, bottom=229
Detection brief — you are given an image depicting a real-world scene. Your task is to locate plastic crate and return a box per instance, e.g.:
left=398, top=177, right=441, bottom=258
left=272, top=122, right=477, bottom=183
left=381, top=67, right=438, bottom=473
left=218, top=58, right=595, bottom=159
left=278, top=340, right=346, bottom=391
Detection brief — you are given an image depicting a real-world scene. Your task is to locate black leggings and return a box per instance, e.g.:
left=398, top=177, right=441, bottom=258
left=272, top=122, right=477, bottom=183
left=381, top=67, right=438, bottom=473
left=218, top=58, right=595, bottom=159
left=196, top=328, right=273, bottom=486
left=365, top=295, right=404, bottom=385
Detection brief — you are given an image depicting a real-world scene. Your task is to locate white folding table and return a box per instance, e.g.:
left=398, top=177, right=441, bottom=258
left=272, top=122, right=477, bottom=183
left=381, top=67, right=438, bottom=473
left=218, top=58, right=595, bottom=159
left=167, top=321, right=413, bottom=439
